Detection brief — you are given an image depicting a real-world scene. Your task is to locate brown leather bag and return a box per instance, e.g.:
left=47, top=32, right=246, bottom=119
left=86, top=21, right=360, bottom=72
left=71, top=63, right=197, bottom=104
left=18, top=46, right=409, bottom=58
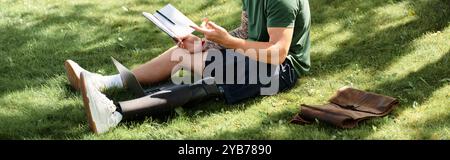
left=291, top=87, right=399, bottom=128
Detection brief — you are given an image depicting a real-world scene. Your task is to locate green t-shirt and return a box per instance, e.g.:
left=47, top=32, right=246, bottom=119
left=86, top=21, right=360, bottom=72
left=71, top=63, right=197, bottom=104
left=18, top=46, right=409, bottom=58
left=242, top=0, right=311, bottom=76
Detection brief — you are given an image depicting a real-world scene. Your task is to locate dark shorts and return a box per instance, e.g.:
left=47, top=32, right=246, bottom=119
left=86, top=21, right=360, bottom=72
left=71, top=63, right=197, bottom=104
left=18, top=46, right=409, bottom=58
left=204, top=49, right=298, bottom=104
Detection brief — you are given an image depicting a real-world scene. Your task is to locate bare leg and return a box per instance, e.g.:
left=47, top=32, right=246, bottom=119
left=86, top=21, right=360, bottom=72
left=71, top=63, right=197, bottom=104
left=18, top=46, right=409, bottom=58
left=132, top=46, right=207, bottom=85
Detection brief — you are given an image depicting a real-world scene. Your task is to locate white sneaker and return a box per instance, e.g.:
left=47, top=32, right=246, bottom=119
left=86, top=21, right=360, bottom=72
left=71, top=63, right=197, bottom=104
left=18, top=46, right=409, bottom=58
left=64, top=60, right=113, bottom=91
left=64, top=60, right=87, bottom=90
left=80, top=71, right=122, bottom=134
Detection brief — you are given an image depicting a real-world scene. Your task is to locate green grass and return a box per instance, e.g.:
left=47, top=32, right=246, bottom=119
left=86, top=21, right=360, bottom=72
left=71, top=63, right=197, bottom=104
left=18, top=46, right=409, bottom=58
left=0, top=0, right=449, bottom=140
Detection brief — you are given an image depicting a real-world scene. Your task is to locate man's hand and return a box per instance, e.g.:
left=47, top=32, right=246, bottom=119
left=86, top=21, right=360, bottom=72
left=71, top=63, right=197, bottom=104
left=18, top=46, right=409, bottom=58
left=191, top=18, right=235, bottom=47
left=178, top=34, right=204, bottom=53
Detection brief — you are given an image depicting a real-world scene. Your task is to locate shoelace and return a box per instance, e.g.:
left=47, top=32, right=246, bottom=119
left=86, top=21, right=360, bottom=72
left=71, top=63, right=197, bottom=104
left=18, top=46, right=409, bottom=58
left=89, top=71, right=124, bottom=125
left=86, top=76, right=116, bottom=114
left=94, top=90, right=120, bottom=126
left=96, top=91, right=116, bottom=113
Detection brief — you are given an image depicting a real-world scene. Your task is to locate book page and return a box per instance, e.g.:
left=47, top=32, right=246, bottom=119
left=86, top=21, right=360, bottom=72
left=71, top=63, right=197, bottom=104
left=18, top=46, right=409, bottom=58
left=142, top=12, right=177, bottom=38
left=157, top=4, right=197, bottom=37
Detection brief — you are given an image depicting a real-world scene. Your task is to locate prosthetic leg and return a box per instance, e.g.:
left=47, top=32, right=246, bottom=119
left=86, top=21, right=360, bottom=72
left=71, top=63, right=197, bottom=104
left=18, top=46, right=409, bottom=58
left=111, top=57, right=222, bottom=120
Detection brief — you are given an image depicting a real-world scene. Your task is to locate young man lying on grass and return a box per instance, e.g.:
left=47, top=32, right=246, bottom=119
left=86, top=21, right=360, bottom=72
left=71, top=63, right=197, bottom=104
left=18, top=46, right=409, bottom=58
left=64, top=0, right=311, bottom=134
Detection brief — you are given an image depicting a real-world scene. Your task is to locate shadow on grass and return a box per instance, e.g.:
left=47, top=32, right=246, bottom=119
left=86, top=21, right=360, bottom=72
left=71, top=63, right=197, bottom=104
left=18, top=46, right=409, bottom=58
left=0, top=102, right=88, bottom=139
left=0, top=2, right=167, bottom=139
left=413, top=109, right=450, bottom=139
left=0, top=4, right=113, bottom=96
left=370, top=51, right=449, bottom=107
left=0, top=0, right=242, bottom=139
left=307, top=0, right=449, bottom=113
left=308, top=0, right=448, bottom=78
left=0, top=2, right=195, bottom=95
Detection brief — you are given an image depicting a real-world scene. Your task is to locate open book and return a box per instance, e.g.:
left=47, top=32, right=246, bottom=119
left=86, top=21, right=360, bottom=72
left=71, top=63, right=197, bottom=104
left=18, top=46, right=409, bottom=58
left=143, top=4, right=197, bottom=41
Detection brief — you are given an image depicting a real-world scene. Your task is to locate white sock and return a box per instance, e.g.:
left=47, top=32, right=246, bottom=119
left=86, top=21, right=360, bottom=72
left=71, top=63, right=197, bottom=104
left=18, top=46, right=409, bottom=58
left=98, top=74, right=123, bottom=89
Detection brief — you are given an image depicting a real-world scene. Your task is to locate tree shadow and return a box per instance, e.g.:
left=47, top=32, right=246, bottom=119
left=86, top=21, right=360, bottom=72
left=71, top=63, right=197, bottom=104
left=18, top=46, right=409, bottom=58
left=355, top=50, right=450, bottom=139
left=368, top=51, right=449, bottom=107
left=0, top=0, right=244, bottom=139
left=0, top=2, right=181, bottom=139
left=203, top=106, right=340, bottom=139
left=310, top=0, right=401, bottom=26
left=0, top=4, right=122, bottom=97
left=0, top=1, right=202, bottom=96
left=307, top=0, right=449, bottom=79
left=0, top=102, right=89, bottom=139
left=412, top=109, right=450, bottom=139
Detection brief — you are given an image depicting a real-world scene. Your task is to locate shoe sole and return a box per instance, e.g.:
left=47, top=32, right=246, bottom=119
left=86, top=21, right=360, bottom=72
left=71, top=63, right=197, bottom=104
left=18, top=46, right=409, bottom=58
left=64, top=60, right=80, bottom=91
left=80, top=73, right=99, bottom=134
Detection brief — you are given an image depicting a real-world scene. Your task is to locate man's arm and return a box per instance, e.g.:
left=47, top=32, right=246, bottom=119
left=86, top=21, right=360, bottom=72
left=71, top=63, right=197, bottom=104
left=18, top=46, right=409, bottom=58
left=203, top=11, right=248, bottom=50
left=225, top=27, right=293, bottom=65
left=193, top=21, right=293, bottom=65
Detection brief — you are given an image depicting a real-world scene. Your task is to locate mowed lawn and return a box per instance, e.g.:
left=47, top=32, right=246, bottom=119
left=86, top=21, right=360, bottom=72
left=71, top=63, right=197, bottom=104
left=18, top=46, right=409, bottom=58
left=0, top=0, right=449, bottom=140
